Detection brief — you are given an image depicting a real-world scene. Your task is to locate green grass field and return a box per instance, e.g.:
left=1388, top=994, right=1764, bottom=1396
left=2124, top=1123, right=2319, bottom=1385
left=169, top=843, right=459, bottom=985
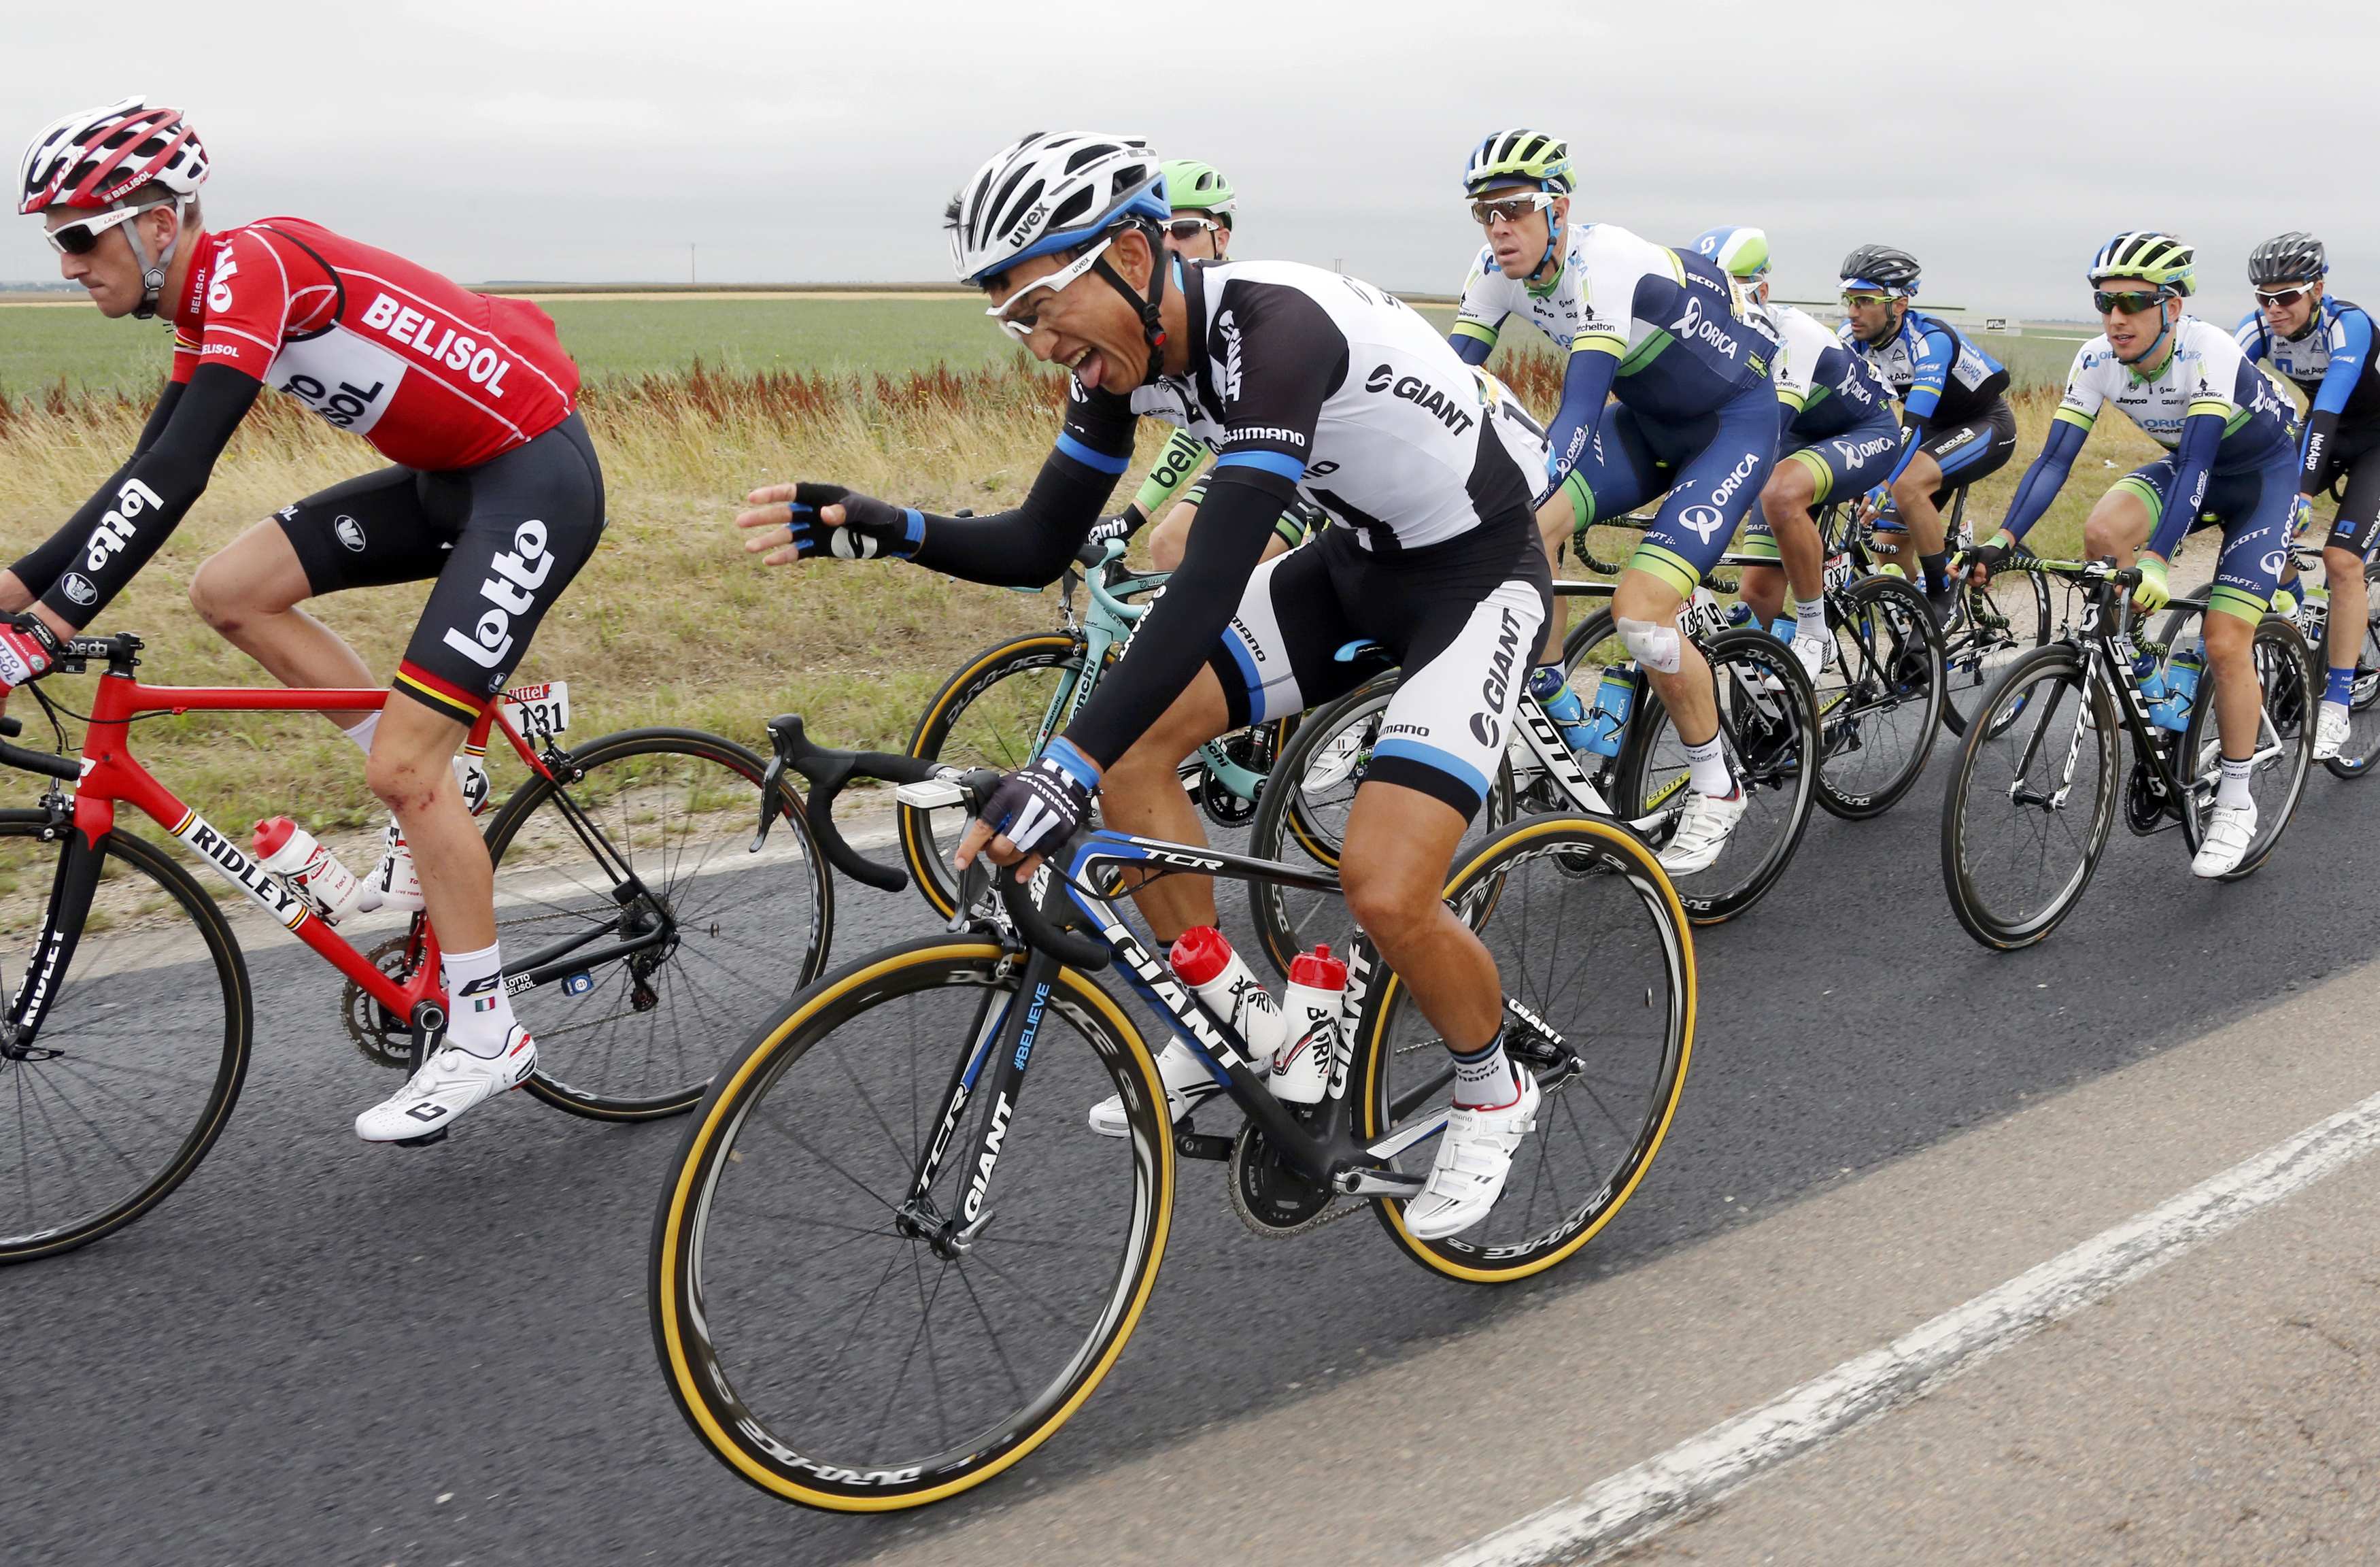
left=0, top=292, right=2080, bottom=401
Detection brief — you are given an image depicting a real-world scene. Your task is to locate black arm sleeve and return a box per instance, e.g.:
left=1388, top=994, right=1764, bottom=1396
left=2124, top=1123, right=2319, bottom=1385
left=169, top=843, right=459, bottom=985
left=908, top=384, right=1138, bottom=587
left=1061, top=466, right=1287, bottom=769
left=34, top=365, right=260, bottom=628
left=10, top=377, right=190, bottom=598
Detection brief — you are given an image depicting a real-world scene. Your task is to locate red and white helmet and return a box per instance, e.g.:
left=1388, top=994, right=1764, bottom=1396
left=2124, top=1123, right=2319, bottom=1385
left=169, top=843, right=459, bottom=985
left=19, top=97, right=209, bottom=216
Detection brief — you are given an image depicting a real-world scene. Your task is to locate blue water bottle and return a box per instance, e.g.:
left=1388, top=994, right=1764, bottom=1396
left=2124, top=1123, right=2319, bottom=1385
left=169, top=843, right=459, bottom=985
left=2153, top=640, right=2204, bottom=731
left=1580, top=663, right=1635, bottom=759
left=2129, top=641, right=2169, bottom=707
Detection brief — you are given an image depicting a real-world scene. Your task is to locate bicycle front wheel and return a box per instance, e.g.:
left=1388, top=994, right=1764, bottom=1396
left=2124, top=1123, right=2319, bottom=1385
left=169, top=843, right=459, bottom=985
left=1814, top=574, right=1945, bottom=819
left=2323, top=559, right=2380, bottom=778
left=1939, top=645, right=2118, bottom=949
left=0, top=815, right=251, bottom=1263
left=2178, top=614, right=2316, bottom=878
left=901, top=633, right=1085, bottom=920
left=1941, top=571, right=2055, bottom=736
left=483, top=727, right=829, bottom=1121
left=1359, top=814, right=1693, bottom=1283
left=650, top=940, right=1172, bottom=1511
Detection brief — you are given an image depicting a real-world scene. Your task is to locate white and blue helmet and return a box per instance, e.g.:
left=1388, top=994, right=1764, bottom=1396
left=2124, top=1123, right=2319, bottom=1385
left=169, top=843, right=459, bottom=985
left=1693, top=226, right=1771, bottom=281
left=945, top=131, right=1170, bottom=287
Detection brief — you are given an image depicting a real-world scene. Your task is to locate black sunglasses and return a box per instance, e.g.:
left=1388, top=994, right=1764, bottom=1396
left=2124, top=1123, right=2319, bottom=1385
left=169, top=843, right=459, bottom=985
left=2092, top=290, right=2166, bottom=316
left=1163, top=217, right=1223, bottom=241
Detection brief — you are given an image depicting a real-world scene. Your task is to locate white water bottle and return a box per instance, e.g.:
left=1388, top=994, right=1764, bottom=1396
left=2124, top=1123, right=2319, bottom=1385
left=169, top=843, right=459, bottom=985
left=1168, top=926, right=1284, bottom=1077
left=252, top=817, right=378, bottom=924
left=1270, top=945, right=1348, bottom=1105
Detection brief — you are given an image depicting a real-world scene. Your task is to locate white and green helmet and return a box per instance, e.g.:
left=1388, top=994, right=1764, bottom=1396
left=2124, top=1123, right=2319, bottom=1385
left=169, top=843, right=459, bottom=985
left=1462, top=129, right=1573, bottom=196
left=1693, top=225, right=1770, bottom=280
left=2088, top=230, right=2196, bottom=297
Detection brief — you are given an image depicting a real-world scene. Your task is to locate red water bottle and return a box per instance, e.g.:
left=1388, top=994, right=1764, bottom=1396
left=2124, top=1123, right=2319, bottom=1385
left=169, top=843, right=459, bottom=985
left=1167, top=926, right=1283, bottom=1075
left=1273, top=945, right=1348, bottom=1104
left=252, top=817, right=377, bottom=924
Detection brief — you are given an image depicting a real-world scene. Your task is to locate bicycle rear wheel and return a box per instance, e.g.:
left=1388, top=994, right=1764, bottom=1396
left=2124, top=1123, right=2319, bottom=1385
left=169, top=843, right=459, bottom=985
left=1814, top=574, right=1945, bottom=820
left=2322, top=559, right=2380, bottom=778
left=2178, top=614, right=2316, bottom=878
left=1941, top=571, right=2056, bottom=736
left=1359, top=814, right=1693, bottom=1283
left=1939, top=645, right=2119, bottom=949
left=0, top=815, right=250, bottom=1263
left=1614, top=628, right=1818, bottom=924
left=900, top=633, right=1085, bottom=920
left=482, top=727, right=828, bottom=1121
left=650, top=939, right=1172, bottom=1511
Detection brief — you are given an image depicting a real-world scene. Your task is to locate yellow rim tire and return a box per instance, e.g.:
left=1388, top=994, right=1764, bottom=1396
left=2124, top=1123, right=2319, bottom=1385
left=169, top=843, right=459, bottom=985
left=899, top=634, right=1084, bottom=919
left=1356, top=815, right=1695, bottom=1285
left=649, top=939, right=1173, bottom=1510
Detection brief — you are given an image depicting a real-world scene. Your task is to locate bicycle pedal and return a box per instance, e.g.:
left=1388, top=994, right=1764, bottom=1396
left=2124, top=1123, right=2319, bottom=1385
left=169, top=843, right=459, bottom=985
left=392, top=1128, right=451, bottom=1149
left=1174, top=1127, right=1234, bottom=1162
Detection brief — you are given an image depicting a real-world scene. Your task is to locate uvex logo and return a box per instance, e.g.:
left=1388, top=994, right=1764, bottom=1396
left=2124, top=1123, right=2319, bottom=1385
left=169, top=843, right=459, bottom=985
left=443, top=519, right=554, bottom=672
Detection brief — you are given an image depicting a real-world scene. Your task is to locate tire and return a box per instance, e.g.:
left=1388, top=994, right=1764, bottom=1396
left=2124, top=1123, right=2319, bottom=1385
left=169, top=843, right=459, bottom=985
left=1359, top=814, right=1693, bottom=1283
left=1244, top=671, right=1512, bottom=979
left=900, top=633, right=1086, bottom=920
left=1941, top=570, right=2056, bottom=737
left=2177, top=613, right=2316, bottom=879
left=649, top=939, right=1173, bottom=1511
left=1614, top=628, right=1819, bottom=925
left=1813, top=573, right=1946, bottom=820
left=2322, top=559, right=2380, bottom=779
left=481, top=728, right=829, bottom=1122
left=1939, top=645, right=2120, bottom=949
left=0, top=814, right=252, bottom=1263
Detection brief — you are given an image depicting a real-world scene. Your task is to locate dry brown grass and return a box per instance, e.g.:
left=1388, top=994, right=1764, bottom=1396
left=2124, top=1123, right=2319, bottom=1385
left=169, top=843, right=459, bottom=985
left=0, top=363, right=2158, bottom=835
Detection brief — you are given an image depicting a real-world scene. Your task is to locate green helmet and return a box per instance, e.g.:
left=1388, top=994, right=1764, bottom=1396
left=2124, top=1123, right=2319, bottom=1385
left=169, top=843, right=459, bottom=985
left=2088, top=231, right=2196, bottom=296
left=1463, top=129, right=1573, bottom=196
left=1160, top=158, right=1236, bottom=216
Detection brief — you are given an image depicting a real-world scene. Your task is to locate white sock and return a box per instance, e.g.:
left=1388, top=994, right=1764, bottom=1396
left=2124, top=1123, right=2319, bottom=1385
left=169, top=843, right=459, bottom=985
left=442, top=941, right=522, bottom=1058
left=1795, top=598, right=1827, bottom=641
left=343, top=713, right=379, bottom=756
left=2217, top=755, right=2254, bottom=810
left=1450, top=1032, right=1518, bottom=1110
left=1684, top=732, right=1734, bottom=798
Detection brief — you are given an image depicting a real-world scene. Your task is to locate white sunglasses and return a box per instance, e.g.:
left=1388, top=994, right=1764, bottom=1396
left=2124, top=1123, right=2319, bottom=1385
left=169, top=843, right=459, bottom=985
left=43, top=199, right=175, bottom=257
left=986, top=237, right=1116, bottom=340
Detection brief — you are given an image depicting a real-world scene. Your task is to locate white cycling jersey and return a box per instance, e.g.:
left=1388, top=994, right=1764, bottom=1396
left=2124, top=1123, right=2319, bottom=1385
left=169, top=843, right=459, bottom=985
left=2056, top=316, right=2298, bottom=454
left=1452, top=232, right=1591, bottom=354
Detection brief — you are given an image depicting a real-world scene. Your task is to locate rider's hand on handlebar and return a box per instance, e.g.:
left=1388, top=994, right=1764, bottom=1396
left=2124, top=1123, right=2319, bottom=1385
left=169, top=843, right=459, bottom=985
left=0, top=615, right=63, bottom=696
left=1962, top=531, right=2018, bottom=587
left=737, top=482, right=923, bottom=565
left=2131, top=554, right=2172, bottom=615
left=953, top=739, right=1100, bottom=881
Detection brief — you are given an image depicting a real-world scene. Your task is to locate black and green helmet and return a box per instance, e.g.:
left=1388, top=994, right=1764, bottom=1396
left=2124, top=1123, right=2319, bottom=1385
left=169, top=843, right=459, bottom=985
left=2088, top=231, right=2195, bottom=296
left=1462, top=129, right=1572, bottom=196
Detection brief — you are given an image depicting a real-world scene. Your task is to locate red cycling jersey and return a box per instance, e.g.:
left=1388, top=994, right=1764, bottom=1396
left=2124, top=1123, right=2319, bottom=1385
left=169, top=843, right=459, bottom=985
left=169, top=216, right=579, bottom=471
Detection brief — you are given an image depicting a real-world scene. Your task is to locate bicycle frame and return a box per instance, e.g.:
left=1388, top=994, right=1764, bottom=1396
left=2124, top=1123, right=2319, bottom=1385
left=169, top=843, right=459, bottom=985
left=5, top=634, right=562, bottom=1049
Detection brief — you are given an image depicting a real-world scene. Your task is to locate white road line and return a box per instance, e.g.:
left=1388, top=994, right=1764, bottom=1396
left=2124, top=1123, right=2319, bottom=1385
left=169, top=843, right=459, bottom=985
left=1441, top=1085, right=2380, bottom=1567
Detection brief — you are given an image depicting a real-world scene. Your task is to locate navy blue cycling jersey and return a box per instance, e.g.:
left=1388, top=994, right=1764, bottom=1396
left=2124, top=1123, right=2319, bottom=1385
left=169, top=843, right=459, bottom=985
left=1840, top=308, right=2009, bottom=428
left=1763, top=299, right=1894, bottom=443
left=2235, top=295, right=2380, bottom=495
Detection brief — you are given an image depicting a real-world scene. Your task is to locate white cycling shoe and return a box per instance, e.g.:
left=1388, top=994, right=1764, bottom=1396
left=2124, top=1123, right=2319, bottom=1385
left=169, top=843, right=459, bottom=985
left=1660, top=787, right=1748, bottom=875
left=1789, top=632, right=1831, bottom=684
left=2191, top=801, right=2259, bottom=879
left=1403, top=1068, right=1541, bottom=1241
left=2315, top=705, right=2352, bottom=762
left=356, top=1028, right=536, bottom=1141
left=1087, top=1037, right=1228, bottom=1137
left=371, top=819, right=426, bottom=913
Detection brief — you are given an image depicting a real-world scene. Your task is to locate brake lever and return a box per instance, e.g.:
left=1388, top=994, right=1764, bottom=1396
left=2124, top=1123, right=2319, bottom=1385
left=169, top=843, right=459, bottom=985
left=751, top=754, right=787, bottom=852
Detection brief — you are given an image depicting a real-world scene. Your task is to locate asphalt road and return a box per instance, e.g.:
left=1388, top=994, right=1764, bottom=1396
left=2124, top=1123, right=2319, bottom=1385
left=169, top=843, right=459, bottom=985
left=9, top=739, right=2380, bottom=1567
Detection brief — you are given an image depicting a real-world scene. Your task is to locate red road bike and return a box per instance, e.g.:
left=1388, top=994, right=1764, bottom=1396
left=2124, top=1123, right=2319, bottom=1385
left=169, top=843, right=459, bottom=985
left=0, top=630, right=832, bottom=1262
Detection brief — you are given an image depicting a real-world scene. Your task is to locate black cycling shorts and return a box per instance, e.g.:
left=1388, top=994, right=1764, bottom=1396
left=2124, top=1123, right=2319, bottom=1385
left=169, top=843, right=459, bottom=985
left=275, top=411, right=605, bottom=720
left=2316, top=422, right=2380, bottom=558
left=1204, top=513, right=1551, bottom=820
left=1909, top=399, right=2018, bottom=507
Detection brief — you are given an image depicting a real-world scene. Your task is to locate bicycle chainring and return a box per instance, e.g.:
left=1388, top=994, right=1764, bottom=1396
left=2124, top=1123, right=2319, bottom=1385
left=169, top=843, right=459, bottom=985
left=1197, top=766, right=1259, bottom=828
left=2124, top=752, right=2180, bottom=837
left=343, top=932, right=422, bottom=1070
left=1227, top=1116, right=1349, bottom=1238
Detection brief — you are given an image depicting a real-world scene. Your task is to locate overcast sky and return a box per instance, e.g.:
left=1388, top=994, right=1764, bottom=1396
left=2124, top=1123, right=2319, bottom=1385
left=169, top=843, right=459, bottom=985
left=5, top=0, right=2370, bottom=320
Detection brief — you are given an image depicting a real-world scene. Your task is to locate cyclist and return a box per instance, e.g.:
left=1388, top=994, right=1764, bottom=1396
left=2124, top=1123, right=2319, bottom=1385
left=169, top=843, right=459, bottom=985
left=1442, top=129, right=1605, bottom=760
left=736, top=131, right=1550, bottom=1239
left=1448, top=131, right=1780, bottom=873
left=1695, top=226, right=1901, bottom=679
left=7, top=98, right=605, bottom=1139
left=1964, top=232, right=2299, bottom=877
left=2233, top=231, right=2380, bottom=759
left=1837, top=244, right=2018, bottom=622
left=1112, top=159, right=1320, bottom=573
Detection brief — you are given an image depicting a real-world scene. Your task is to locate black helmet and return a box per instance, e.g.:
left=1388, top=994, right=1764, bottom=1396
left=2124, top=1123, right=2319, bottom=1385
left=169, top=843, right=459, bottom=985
left=2248, top=231, right=2326, bottom=288
left=1840, top=243, right=1921, bottom=296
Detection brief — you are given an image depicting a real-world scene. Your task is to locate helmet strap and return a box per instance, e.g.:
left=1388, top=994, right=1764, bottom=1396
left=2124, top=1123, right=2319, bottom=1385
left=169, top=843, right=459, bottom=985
left=2118, top=295, right=2178, bottom=373
left=1089, top=220, right=1170, bottom=386
left=120, top=198, right=186, bottom=322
